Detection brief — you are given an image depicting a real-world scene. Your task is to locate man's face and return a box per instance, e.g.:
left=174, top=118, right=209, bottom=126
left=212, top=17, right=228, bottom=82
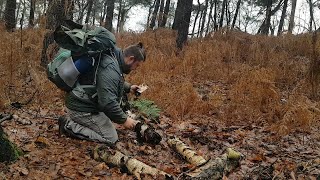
left=123, top=56, right=142, bottom=74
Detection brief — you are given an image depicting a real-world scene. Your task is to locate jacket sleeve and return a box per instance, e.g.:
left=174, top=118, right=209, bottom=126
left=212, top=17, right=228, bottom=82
left=124, top=82, right=132, bottom=94
left=96, top=63, right=127, bottom=124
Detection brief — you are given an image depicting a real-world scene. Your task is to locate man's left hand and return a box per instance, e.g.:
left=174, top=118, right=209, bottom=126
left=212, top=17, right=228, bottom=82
left=130, top=85, right=139, bottom=93
left=130, top=85, right=140, bottom=96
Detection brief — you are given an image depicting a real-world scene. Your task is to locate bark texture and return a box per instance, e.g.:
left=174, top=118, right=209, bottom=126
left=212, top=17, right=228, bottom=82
left=94, top=146, right=173, bottom=180
left=105, top=0, right=115, bottom=32
left=4, top=0, right=16, bottom=31
left=175, top=0, right=193, bottom=50
left=168, top=137, right=241, bottom=179
left=167, top=137, right=207, bottom=166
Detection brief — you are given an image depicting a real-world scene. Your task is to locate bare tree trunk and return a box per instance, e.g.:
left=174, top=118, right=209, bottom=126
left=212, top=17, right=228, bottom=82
left=15, top=0, right=20, bottom=25
left=260, top=0, right=272, bottom=35
left=0, top=0, right=5, bottom=19
left=192, top=0, right=201, bottom=38
left=197, top=6, right=203, bottom=38
left=160, top=0, right=170, bottom=27
left=176, top=0, right=193, bottom=50
left=158, top=0, right=165, bottom=27
left=43, top=0, right=47, bottom=14
left=205, top=0, right=214, bottom=35
left=308, top=0, right=316, bottom=32
left=226, top=1, right=231, bottom=27
left=172, top=0, right=183, bottom=30
left=85, top=0, right=94, bottom=24
left=213, top=0, right=218, bottom=31
left=277, top=0, right=288, bottom=35
left=199, top=0, right=209, bottom=37
left=4, top=0, right=16, bottom=31
left=100, top=1, right=106, bottom=25
left=29, top=0, right=36, bottom=27
left=19, top=0, right=26, bottom=29
left=232, top=0, right=241, bottom=29
left=288, top=0, right=297, bottom=34
left=78, top=0, right=88, bottom=23
left=149, top=0, right=160, bottom=29
left=40, top=0, right=74, bottom=67
left=219, top=0, right=227, bottom=28
left=92, top=3, right=96, bottom=26
left=105, top=0, right=115, bottom=31
left=119, top=9, right=125, bottom=32
left=147, top=0, right=155, bottom=28
left=116, top=0, right=122, bottom=32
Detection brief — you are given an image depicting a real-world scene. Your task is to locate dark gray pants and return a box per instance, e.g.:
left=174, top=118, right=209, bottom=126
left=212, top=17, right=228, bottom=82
left=64, top=108, right=118, bottom=144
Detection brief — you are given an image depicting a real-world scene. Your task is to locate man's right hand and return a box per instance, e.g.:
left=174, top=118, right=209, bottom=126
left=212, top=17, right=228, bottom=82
left=123, top=117, right=138, bottom=130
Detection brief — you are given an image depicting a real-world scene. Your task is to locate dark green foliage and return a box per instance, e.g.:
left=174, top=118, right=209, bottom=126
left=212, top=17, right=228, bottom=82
left=254, top=0, right=278, bottom=7
left=0, top=127, right=22, bottom=163
left=129, top=99, right=161, bottom=123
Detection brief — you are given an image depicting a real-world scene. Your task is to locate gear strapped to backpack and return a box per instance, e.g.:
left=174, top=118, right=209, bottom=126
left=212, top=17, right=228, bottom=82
left=47, top=21, right=117, bottom=92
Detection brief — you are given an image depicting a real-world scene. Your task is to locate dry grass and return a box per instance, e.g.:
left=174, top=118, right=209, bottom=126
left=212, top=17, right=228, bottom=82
left=0, top=26, right=319, bottom=135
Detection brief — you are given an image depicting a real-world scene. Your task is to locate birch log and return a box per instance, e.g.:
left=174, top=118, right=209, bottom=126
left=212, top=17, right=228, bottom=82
left=167, top=137, right=208, bottom=166
left=94, top=145, right=173, bottom=180
left=168, top=137, right=241, bottom=179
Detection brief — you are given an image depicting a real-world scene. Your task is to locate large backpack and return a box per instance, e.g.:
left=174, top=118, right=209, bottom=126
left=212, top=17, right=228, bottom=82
left=47, top=21, right=116, bottom=92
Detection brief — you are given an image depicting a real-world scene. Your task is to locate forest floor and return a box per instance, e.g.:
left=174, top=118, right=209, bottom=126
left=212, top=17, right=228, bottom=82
left=0, top=94, right=319, bottom=180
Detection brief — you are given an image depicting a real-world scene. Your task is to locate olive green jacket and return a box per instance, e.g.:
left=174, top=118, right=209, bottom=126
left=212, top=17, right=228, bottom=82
left=65, top=49, right=130, bottom=124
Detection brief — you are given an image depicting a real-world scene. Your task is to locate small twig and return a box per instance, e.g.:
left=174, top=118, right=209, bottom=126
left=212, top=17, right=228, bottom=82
left=272, top=172, right=279, bottom=180
left=290, top=171, right=297, bottom=180
left=0, top=114, right=13, bottom=124
left=39, top=116, right=59, bottom=120
left=23, top=89, right=38, bottom=106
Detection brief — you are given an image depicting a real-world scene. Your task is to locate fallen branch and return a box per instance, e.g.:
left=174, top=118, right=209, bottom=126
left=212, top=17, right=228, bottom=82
left=167, top=137, right=207, bottom=166
left=168, top=137, right=241, bottom=179
left=94, top=145, right=173, bottom=180
left=0, top=114, right=13, bottom=124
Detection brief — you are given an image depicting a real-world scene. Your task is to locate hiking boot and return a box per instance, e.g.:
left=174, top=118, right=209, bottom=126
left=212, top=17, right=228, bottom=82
left=58, top=115, right=68, bottom=136
left=58, top=116, right=93, bottom=141
left=58, top=115, right=81, bottom=139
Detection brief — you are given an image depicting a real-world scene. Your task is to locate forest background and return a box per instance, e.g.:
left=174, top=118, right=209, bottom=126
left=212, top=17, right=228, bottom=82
left=0, top=0, right=320, bottom=179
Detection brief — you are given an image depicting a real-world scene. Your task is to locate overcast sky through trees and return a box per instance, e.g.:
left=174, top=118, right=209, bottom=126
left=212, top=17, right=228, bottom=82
left=125, top=0, right=320, bottom=34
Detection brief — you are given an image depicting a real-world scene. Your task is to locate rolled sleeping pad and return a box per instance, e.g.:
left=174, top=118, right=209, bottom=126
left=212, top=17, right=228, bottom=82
left=74, top=56, right=94, bottom=74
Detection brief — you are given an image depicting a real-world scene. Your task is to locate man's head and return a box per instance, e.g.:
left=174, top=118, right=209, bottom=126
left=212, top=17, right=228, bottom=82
left=122, top=42, right=146, bottom=74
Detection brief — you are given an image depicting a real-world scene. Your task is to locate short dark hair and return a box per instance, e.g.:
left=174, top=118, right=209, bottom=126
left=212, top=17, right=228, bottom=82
left=123, top=42, right=146, bottom=61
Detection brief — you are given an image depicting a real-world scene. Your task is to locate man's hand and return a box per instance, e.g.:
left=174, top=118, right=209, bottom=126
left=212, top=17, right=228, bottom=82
left=130, top=84, right=148, bottom=96
left=123, top=117, right=138, bottom=130
left=130, top=85, right=140, bottom=93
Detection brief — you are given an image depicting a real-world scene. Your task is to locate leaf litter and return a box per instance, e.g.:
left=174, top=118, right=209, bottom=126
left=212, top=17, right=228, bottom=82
left=0, top=105, right=319, bottom=180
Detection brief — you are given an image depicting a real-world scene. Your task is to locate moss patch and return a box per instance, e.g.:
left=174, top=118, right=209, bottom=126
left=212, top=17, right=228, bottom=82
left=0, top=127, right=22, bottom=163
